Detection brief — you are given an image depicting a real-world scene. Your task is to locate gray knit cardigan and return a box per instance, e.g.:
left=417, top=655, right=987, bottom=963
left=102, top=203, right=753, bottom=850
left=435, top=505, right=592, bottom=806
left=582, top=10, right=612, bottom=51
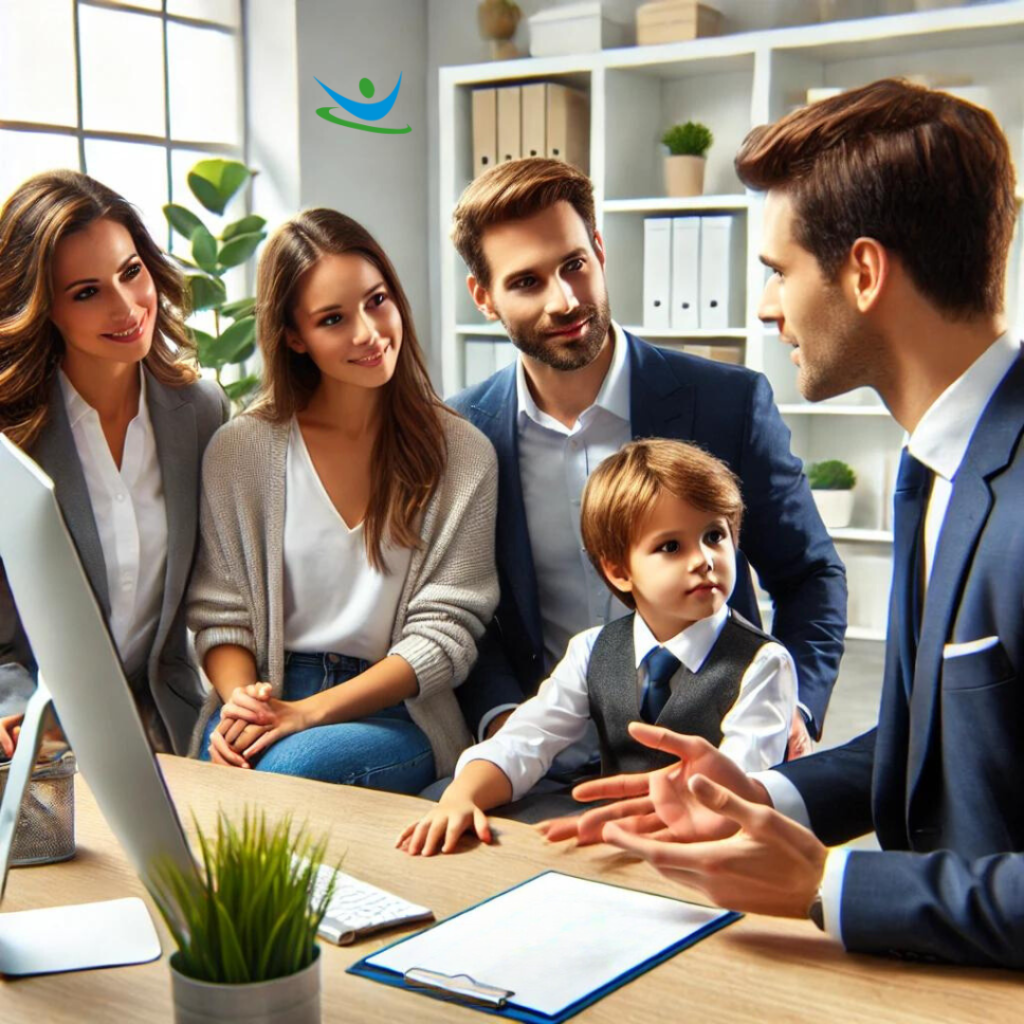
left=185, top=408, right=499, bottom=776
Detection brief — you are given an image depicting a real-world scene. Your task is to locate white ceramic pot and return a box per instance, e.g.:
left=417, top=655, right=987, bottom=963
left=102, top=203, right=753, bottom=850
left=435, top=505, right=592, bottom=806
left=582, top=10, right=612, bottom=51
left=170, top=947, right=321, bottom=1024
left=811, top=489, right=855, bottom=530
left=664, top=155, right=706, bottom=197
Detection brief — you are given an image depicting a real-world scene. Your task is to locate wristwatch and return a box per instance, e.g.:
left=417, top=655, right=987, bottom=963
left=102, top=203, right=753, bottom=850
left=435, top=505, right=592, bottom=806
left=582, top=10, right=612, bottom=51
left=808, top=890, right=825, bottom=931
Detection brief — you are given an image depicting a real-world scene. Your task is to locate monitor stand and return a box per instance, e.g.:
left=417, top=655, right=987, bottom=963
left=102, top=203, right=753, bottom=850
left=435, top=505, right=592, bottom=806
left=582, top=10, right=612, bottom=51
left=0, top=676, right=161, bottom=976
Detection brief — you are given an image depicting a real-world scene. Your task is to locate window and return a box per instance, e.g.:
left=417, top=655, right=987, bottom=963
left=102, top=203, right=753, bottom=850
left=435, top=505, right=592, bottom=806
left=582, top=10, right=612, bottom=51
left=0, top=0, right=246, bottom=249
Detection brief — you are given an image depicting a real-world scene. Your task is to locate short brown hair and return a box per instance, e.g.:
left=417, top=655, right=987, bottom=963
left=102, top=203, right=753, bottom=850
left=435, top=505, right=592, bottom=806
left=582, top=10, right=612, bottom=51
left=581, top=439, right=743, bottom=609
left=451, top=158, right=597, bottom=288
left=735, top=77, right=1017, bottom=319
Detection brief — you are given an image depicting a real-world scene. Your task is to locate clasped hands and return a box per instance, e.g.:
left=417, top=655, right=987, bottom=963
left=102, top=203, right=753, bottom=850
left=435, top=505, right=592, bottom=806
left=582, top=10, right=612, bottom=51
left=538, top=721, right=829, bottom=920
left=207, top=683, right=312, bottom=768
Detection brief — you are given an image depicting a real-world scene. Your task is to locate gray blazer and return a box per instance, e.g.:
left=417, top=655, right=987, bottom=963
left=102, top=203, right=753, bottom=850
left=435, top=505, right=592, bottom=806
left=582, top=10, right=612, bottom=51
left=0, top=368, right=228, bottom=754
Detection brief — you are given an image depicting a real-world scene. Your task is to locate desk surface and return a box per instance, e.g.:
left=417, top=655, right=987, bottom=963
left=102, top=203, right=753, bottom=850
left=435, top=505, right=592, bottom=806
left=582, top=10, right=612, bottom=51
left=1, top=756, right=1019, bottom=1022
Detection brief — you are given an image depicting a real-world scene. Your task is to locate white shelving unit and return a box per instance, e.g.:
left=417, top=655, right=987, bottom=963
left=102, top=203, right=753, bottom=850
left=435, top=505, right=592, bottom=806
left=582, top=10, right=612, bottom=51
left=438, top=1, right=1024, bottom=644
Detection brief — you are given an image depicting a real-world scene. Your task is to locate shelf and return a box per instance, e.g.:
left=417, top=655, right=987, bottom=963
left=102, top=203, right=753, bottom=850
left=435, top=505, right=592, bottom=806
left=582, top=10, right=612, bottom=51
left=603, top=196, right=748, bottom=214
left=778, top=404, right=891, bottom=417
left=829, top=528, right=893, bottom=544
left=622, top=326, right=746, bottom=340
left=846, top=626, right=887, bottom=643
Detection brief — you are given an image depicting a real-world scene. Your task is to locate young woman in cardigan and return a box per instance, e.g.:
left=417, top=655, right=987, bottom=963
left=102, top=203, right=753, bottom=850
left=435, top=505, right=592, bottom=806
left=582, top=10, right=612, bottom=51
left=188, top=209, right=498, bottom=793
left=0, top=170, right=227, bottom=757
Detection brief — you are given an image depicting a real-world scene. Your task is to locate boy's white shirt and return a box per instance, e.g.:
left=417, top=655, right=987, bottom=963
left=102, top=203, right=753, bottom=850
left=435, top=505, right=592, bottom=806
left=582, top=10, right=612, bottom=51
left=455, top=605, right=796, bottom=801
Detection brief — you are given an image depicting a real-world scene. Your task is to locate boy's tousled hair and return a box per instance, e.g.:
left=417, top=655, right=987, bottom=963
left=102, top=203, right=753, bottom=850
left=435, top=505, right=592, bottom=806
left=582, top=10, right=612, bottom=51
left=581, top=439, right=743, bottom=610
left=451, top=158, right=597, bottom=289
left=735, top=77, right=1017, bottom=320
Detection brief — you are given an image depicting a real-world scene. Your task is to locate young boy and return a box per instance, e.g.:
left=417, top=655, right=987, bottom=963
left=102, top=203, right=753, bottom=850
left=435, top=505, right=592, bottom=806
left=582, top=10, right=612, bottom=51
left=398, top=439, right=796, bottom=856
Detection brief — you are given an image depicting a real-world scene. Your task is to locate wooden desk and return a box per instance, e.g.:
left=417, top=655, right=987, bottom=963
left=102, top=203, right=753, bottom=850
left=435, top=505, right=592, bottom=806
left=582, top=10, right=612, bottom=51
left=1, top=757, right=1019, bottom=1022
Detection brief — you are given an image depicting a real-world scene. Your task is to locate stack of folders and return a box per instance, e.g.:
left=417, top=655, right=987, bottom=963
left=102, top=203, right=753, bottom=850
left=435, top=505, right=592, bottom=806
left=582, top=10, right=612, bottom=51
left=464, top=337, right=518, bottom=388
left=472, top=83, right=589, bottom=178
left=643, top=215, right=745, bottom=353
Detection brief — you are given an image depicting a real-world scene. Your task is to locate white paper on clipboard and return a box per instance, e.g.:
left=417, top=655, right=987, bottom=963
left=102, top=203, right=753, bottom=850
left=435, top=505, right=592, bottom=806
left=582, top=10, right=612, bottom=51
left=364, top=872, right=732, bottom=1018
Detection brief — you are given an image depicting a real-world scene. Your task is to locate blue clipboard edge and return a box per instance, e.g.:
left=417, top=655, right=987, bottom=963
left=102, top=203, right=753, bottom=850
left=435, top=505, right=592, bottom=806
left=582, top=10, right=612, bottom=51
left=346, top=869, right=742, bottom=1024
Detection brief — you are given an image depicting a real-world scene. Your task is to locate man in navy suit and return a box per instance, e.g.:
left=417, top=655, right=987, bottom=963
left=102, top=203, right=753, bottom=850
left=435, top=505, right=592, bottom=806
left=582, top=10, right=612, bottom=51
left=447, top=157, right=846, bottom=759
left=564, top=79, right=1024, bottom=969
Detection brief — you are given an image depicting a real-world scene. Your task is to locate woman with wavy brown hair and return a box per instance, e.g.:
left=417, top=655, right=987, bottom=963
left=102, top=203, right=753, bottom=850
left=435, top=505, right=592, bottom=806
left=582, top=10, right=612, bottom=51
left=187, top=209, right=498, bottom=792
left=0, top=170, right=227, bottom=757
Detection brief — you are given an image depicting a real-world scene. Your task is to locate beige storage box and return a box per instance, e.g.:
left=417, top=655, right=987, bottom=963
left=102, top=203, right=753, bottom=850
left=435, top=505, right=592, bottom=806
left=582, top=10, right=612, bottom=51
left=637, top=1, right=722, bottom=46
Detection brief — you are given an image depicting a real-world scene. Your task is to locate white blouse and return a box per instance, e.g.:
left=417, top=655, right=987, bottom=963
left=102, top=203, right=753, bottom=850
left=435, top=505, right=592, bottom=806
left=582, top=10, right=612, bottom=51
left=282, top=418, right=412, bottom=662
left=58, top=368, right=168, bottom=679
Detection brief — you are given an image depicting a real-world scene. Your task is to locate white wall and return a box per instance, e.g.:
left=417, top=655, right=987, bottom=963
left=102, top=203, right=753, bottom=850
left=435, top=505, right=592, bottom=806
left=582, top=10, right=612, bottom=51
left=254, top=0, right=921, bottom=384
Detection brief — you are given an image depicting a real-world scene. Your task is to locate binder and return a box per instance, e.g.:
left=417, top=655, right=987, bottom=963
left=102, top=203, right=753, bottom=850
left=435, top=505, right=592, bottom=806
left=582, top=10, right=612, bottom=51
left=348, top=871, right=739, bottom=1024
left=670, top=216, right=700, bottom=331
left=546, top=84, right=589, bottom=172
left=643, top=217, right=672, bottom=331
left=698, top=215, right=744, bottom=330
left=472, top=88, right=497, bottom=179
left=521, top=83, right=547, bottom=159
left=497, top=86, right=522, bottom=164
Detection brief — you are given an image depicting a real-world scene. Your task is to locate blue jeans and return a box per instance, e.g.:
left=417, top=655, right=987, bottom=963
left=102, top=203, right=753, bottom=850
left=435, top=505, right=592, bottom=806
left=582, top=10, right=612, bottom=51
left=199, top=652, right=435, bottom=794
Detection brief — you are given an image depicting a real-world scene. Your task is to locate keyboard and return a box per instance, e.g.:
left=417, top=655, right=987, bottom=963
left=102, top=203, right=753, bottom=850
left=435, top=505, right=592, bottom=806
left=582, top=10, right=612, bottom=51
left=307, top=860, right=434, bottom=946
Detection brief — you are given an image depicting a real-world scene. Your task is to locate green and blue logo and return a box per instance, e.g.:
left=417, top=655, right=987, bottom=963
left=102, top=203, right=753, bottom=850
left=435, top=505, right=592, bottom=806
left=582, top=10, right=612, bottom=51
left=314, top=75, right=411, bottom=135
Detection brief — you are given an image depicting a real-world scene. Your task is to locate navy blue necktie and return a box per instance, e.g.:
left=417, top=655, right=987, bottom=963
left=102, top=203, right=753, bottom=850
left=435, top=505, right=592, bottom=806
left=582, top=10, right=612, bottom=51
left=893, top=449, right=932, bottom=693
left=641, top=647, right=682, bottom=724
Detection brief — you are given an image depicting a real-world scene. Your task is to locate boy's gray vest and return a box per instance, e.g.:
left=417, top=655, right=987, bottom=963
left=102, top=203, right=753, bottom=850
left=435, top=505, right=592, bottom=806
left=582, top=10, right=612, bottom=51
left=587, top=611, right=773, bottom=774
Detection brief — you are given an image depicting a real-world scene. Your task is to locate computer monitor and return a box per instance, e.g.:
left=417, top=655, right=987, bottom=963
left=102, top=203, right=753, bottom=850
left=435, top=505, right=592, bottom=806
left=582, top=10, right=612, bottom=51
left=0, top=433, right=197, bottom=913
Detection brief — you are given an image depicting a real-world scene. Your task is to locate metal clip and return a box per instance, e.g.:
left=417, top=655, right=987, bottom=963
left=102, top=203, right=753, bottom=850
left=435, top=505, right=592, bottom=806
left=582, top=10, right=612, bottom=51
left=404, top=967, right=513, bottom=1008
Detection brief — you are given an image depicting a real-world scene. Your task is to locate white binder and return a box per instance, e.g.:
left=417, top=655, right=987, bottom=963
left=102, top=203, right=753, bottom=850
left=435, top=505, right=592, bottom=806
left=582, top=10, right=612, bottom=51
left=643, top=217, right=672, bottom=330
left=698, top=215, right=743, bottom=330
left=670, top=217, right=700, bottom=332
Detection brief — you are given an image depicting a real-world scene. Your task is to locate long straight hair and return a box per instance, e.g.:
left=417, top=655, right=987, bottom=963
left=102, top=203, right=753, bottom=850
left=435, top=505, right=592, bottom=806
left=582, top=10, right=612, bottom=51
left=0, top=170, right=198, bottom=448
left=251, top=209, right=448, bottom=570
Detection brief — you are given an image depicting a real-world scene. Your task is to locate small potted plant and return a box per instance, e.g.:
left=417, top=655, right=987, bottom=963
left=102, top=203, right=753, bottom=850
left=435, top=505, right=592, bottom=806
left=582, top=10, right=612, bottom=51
left=151, top=808, right=337, bottom=1024
left=807, top=459, right=857, bottom=530
left=662, top=120, right=714, bottom=197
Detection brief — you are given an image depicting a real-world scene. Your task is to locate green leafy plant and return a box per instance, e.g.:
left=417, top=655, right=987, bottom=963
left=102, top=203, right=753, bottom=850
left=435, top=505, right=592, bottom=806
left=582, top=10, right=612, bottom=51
left=807, top=459, right=856, bottom=490
left=661, top=121, right=714, bottom=158
left=163, top=159, right=265, bottom=404
left=151, top=808, right=339, bottom=985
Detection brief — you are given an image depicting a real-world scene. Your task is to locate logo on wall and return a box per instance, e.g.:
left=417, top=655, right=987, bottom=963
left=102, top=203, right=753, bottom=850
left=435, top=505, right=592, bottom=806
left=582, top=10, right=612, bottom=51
left=314, top=75, right=412, bottom=135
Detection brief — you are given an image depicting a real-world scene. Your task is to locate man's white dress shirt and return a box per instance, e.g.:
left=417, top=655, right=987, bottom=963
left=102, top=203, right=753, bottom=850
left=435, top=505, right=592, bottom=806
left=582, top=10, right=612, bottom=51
left=58, top=368, right=167, bottom=679
left=757, top=332, right=1021, bottom=943
left=458, top=605, right=797, bottom=800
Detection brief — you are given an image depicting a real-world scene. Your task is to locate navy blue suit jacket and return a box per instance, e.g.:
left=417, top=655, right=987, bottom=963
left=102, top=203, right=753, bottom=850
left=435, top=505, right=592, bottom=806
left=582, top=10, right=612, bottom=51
left=449, top=331, right=847, bottom=736
left=779, top=348, right=1024, bottom=969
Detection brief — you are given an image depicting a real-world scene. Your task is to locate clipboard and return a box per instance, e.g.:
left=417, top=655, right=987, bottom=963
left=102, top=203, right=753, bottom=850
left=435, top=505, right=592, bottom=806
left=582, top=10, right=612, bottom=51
left=347, top=870, right=740, bottom=1023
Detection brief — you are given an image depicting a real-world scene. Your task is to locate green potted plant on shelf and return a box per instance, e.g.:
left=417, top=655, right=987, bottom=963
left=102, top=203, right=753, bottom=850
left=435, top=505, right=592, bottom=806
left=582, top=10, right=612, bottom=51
left=807, top=459, right=857, bottom=530
left=662, top=120, right=714, bottom=198
left=151, top=808, right=338, bottom=1024
left=163, top=159, right=266, bottom=406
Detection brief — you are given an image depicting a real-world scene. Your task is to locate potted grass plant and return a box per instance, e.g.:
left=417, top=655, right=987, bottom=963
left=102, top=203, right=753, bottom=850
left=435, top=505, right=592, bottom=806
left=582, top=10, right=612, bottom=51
left=151, top=808, right=338, bottom=1024
left=807, top=459, right=857, bottom=530
left=662, top=120, right=714, bottom=197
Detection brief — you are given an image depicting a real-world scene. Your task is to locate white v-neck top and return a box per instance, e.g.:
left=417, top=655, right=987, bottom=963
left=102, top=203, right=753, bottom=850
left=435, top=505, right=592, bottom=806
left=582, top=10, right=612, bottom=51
left=282, top=418, right=413, bottom=661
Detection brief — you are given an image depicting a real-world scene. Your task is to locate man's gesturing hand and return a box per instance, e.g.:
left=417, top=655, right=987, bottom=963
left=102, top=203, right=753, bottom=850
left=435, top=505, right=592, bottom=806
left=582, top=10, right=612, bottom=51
left=604, top=773, right=828, bottom=919
left=538, top=722, right=771, bottom=845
